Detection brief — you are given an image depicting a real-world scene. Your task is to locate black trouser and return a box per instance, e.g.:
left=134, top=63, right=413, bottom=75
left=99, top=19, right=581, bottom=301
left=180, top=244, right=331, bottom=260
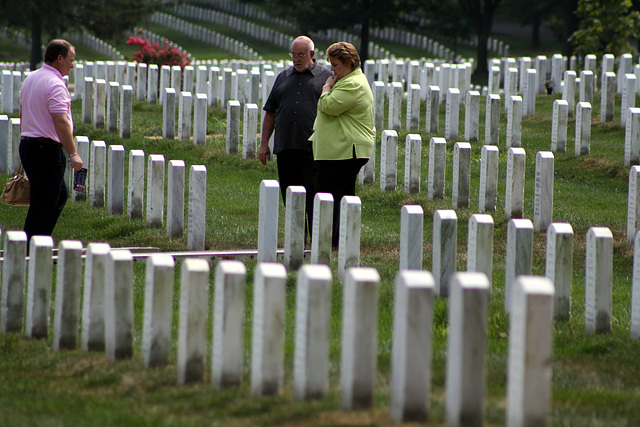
left=315, top=157, right=368, bottom=247
left=276, top=149, right=317, bottom=242
left=19, top=138, right=67, bottom=244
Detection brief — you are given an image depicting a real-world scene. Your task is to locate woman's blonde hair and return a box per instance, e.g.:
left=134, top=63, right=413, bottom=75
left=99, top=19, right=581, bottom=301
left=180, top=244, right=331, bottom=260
left=326, top=42, right=360, bottom=70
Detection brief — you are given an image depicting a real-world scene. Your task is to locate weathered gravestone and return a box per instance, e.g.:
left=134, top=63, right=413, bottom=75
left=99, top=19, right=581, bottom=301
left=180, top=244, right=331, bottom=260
left=293, top=264, right=333, bottom=401
left=53, top=240, right=83, bottom=351
left=433, top=209, right=457, bottom=298
left=142, top=254, right=175, bottom=367
left=212, top=260, right=247, bottom=389
left=585, top=227, right=613, bottom=335
left=251, top=262, right=287, bottom=395
left=341, top=267, right=380, bottom=410
left=391, top=270, right=435, bottom=422
left=506, top=276, right=554, bottom=427
left=546, top=223, right=574, bottom=321
left=81, top=242, right=110, bottom=351
left=177, top=258, right=209, bottom=383
left=446, top=272, right=490, bottom=427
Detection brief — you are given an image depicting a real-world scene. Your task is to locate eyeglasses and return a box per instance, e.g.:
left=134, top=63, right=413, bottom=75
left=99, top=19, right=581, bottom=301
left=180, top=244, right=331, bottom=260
left=288, top=52, right=309, bottom=59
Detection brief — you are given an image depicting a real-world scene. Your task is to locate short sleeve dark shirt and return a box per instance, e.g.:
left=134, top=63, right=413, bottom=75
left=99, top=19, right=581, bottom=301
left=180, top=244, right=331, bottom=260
left=263, top=60, right=332, bottom=154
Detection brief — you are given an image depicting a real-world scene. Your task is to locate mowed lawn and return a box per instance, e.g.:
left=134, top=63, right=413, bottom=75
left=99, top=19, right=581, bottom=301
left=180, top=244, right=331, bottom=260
left=0, top=24, right=639, bottom=426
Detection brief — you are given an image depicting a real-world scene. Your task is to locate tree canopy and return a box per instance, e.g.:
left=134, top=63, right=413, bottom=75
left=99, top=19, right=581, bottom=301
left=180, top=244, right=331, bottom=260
left=265, top=0, right=412, bottom=63
left=569, top=0, right=640, bottom=59
left=0, top=0, right=163, bottom=69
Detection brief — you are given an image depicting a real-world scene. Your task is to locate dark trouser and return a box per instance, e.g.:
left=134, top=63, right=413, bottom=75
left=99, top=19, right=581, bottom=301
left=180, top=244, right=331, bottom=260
left=315, top=157, right=369, bottom=247
left=19, top=138, right=68, bottom=244
left=276, top=149, right=317, bottom=242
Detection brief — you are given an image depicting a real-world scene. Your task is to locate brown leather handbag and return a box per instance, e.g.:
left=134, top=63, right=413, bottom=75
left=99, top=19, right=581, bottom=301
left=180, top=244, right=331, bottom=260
left=1, top=164, right=30, bottom=206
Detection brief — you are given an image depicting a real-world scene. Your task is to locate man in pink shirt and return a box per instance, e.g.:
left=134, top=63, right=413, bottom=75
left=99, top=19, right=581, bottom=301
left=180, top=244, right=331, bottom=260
left=19, top=39, right=83, bottom=243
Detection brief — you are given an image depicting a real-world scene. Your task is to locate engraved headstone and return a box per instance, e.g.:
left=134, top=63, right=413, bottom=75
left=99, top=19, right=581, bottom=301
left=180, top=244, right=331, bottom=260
left=399, top=205, right=424, bottom=271
left=293, top=264, right=333, bottom=400
left=81, top=243, right=110, bottom=351
left=341, top=267, right=380, bottom=409
left=505, top=219, right=534, bottom=312
left=585, top=227, right=614, bottom=334
left=25, top=236, right=54, bottom=339
left=452, top=142, right=471, bottom=209
left=505, top=147, right=526, bottom=220
left=380, top=130, right=398, bottom=192
left=391, top=270, right=435, bottom=422
left=212, top=261, right=247, bottom=389
left=478, top=145, right=499, bottom=213
left=546, top=223, right=574, bottom=321
left=251, top=262, right=287, bottom=395
left=177, top=258, right=210, bottom=383
left=534, top=151, right=554, bottom=232
left=257, top=179, right=279, bottom=263
left=142, top=254, right=175, bottom=367
left=53, top=240, right=83, bottom=350
left=338, top=196, right=362, bottom=282
left=428, top=137, right=446, bottom=200
left=446, top=272, right=490, bottom=427
left=464, top=90, right=480, bottom=142
left=506, top=276, right=554, bottom=427
left=467, top=214, right=494, bottom=282
left=551, top=100, right=568, bottom=152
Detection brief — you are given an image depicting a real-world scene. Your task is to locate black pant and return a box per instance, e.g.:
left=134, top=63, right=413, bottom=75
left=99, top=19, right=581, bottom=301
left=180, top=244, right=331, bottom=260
left=315, top=157, right=368, bottom=247
left=19, top=138, right=67, bottom=244
left=276, top=149, right=317, bottom=242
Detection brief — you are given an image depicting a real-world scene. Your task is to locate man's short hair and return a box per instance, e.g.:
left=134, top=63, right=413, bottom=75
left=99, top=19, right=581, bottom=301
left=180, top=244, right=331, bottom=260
left=44, top=39, right=74, bottom=64
left=326, top=42, right=360, bottom=70
left=292, top=36, right=314, bottom=53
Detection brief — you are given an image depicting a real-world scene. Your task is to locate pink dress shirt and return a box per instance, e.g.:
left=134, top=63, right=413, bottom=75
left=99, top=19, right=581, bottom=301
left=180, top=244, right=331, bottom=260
left=20, top=63, right=73, bottom=142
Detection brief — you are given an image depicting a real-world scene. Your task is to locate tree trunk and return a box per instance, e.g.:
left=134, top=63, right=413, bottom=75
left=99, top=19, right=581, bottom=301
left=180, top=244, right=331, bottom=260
left=462, top=0, right=501, bottom=81
left=358, top=0, right=370, bottom=65
left=359, top=17, right=370, bottom=65
left=475, top=29, right=490, bottom=77
left=531, top=13, right=540, bottom=48
left=30, top=11, right=42, bottom=70
left=561, top=0, right=579, bottom=56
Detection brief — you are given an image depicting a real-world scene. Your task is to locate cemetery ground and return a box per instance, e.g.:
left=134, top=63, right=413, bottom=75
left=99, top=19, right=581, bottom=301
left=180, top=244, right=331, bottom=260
left=1, top=90, right=640, bottom=426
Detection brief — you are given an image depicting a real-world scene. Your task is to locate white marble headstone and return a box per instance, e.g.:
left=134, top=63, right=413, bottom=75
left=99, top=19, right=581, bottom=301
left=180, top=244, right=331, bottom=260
left=391, top=270, right=435, bottom=422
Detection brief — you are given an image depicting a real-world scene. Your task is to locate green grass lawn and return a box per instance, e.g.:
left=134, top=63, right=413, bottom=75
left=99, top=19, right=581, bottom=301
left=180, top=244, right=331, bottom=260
left=1, top=83, right=640, bottom=426
left=1, top=8, right=640, bottom=426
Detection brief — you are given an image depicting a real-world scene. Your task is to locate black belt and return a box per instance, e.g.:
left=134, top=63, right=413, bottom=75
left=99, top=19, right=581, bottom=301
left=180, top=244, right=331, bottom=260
left=21, top=136, right=63, bottom=147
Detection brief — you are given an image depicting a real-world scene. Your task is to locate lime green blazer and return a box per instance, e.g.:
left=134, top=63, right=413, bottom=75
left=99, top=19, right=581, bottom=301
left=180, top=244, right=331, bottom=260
left=310, top=68, right=375, bottom=160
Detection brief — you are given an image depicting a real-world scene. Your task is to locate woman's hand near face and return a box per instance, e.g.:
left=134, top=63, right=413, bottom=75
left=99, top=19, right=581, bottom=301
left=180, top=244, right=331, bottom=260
left=322, top=74, right=338, bottom=93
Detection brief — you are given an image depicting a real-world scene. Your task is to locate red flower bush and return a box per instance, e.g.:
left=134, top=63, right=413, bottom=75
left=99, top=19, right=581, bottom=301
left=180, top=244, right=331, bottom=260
left=126, top=36, right=191, bottom=68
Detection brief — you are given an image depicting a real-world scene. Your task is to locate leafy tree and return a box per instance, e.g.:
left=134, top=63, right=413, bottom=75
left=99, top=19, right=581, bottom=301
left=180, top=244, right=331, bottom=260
left=264, top=0, right=411, bottom=63
left=569, top=0, right=640, bottom=59
left=0, top=0, right=73, bottom=68
left=0, top=0, right=164, bottom=69
left=405, top=0, right=473, bottom=56
left=73, top=0, right=164, bottom=43
left=501, top=0, right=560, bottom=47
left=458, top=0, right=503, bottom=77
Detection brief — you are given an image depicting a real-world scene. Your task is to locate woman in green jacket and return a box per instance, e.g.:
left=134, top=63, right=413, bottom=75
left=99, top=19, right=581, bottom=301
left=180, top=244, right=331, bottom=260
left=310, top=41, right=375, bottom=247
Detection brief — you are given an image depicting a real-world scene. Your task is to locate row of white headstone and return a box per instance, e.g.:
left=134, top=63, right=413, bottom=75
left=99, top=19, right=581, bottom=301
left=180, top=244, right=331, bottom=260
left=151, top=11, right=260, bottom=61
left=3, top=232, right=549, bottom=424
left=64, top=30, right=125, bottom=61
left=196, top=0, right=296, bottom=32
left=171, top=3, right=293, bottom=51
left=4, top=133, right=208, bottom=251
left=1, top=201, right=634, bottom=423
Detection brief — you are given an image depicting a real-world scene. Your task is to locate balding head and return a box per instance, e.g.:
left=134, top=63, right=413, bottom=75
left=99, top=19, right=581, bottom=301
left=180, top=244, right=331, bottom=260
left=290, top=36, right=315, bottom=73
left=292, top=36, right=314, bottom=52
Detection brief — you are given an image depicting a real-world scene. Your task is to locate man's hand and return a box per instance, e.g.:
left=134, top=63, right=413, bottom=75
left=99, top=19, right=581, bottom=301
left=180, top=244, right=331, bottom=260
left=259, top=112, right=275, bottom=165
left=259, top=142, right=271, bottom=165
left=69, top=154, right=83, bottom=171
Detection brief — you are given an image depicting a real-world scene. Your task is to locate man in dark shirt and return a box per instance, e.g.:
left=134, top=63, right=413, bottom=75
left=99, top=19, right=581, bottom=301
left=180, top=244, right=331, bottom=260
left=259, top=36, right=332, bottom=241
